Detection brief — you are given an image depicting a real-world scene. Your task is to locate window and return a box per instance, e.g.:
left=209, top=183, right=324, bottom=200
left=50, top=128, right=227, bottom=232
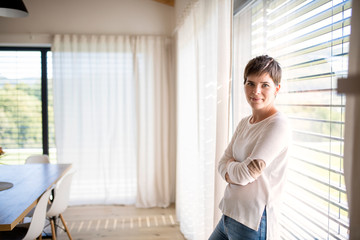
left=0, top=47, right=56, bottom=164
left=233, top=0, right=351, bottom=239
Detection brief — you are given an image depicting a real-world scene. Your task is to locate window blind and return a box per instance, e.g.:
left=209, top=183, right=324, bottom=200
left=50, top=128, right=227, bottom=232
left=233, top=0, right=351, bottom=239
left=0, top=48, right=54, bottom=164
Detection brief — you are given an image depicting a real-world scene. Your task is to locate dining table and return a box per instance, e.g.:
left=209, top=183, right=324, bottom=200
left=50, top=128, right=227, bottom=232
left=0, top=163, right=72, bottom=231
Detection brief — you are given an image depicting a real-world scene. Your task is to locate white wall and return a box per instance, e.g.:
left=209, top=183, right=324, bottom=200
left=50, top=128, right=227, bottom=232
left=0, top=0, right=175, bottom=45
left=175, top=0, right=192, bottom=24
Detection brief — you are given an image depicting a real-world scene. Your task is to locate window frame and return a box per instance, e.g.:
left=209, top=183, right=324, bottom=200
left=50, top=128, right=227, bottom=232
left=0, top=46, right=51, bottom=155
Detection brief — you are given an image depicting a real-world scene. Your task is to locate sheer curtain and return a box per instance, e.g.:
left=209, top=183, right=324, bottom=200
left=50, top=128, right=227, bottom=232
left=232, top=5, right=252, bottom=126
left=176, top=0, right=232, bottom=239
left=134, top=36, right=176, bottom=208
left=52, top=34, right=175, bottom=207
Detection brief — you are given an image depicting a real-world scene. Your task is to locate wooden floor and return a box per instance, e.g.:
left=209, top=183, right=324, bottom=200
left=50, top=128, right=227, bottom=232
left=51, top=204, right=186, bottom=240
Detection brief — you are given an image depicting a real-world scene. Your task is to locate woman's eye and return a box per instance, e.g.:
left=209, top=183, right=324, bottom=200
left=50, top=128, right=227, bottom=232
left=263, top=84, right=269, bottom=87
left=247, top=82, right=254, bottom=86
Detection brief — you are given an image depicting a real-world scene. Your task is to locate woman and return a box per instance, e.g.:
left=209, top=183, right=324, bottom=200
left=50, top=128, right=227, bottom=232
left=209, top=55, right=291, bottom=240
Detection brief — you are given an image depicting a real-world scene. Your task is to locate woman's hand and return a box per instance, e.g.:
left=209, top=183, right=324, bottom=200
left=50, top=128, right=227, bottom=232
left=225, top=172, right=236, bottom=184
left=226, top=158, right=235, bottom=166
left=225, top=158, right=236, bottom=184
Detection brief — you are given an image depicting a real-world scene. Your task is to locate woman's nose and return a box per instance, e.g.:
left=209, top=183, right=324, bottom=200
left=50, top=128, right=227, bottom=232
left=253, top=85, right=261, bottom=94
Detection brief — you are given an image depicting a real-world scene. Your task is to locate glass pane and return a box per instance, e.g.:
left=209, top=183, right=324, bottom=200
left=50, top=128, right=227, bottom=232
left=0, top=51, right=44, bottom=164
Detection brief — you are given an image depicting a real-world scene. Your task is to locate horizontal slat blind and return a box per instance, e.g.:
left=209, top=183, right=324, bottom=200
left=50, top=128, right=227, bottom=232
left=0, top=49, right=53, bottom=163
left=269, top=0, right=350, bottom=239
left=234, top=0, right=351, bottom=239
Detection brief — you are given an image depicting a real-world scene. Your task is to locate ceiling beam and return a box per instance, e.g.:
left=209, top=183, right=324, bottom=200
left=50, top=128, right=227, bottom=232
left=151, top=0, right=174, bottom=7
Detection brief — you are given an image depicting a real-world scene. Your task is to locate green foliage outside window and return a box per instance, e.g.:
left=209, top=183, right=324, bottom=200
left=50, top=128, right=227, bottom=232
left=0, top=83, right=42, bottom=148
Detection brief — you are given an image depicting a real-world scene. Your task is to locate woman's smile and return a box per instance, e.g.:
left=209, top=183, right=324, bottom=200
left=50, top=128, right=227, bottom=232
left=250, top=97, right=263, bottom=102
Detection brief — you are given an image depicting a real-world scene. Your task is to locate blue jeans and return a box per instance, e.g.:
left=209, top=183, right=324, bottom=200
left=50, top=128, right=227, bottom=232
left=209, top=209, right=267, bottom=240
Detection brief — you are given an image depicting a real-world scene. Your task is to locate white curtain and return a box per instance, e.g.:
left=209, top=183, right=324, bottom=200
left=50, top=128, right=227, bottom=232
left=52, top=34, right=175, bottom=207
left=176, top=0, right=232, bottom=239
left=232, top=5, right=252, bottom=126
left=134, top=36, right=176, bottom=208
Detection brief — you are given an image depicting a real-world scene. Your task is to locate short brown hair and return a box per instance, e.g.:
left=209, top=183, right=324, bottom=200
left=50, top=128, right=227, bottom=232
left=243, top=55, right=281, bottom=86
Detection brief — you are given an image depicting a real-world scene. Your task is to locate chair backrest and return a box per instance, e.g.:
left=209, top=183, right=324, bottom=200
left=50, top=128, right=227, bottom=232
left=46, top=171, right=75, bottom=217
left=25, top=154, right=50, bottom=164
left=23, top=187, right=52, bottom=240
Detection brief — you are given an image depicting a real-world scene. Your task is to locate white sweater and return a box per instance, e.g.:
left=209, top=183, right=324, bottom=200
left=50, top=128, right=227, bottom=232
left=218, top=112, right=291, bottom=240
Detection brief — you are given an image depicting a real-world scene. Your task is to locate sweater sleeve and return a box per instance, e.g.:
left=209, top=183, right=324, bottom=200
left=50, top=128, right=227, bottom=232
left=226, top=157, right=256, bottom=185
left=249, top=118, right=289, bottom=166
left=226, top=117, right=290, bottom=185
left=217, top=121, right=244, bottom=181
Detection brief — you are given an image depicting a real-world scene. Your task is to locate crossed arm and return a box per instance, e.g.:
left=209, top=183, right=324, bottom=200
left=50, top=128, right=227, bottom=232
left=222, top=158, right=266, bottom=185
left=218, top=119, right=288, bottom=186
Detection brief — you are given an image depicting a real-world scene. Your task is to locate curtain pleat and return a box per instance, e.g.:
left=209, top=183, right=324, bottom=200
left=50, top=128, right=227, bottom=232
left=232, top=6, right=252, bottom=125
left=135, top=36, right=175, bottom=208
left=52, top=34, right=175, bottom=207
left=176, top=0, right=232, bottom=239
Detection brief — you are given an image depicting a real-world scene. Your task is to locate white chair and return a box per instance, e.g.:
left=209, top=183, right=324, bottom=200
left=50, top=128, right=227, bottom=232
left=0, top=187, right=53, bottom=240
left=25, top=154, right=50, bottom=164
left=25, top=155, right=53, bottom=203
left=47, top=171, right=75, bottom=240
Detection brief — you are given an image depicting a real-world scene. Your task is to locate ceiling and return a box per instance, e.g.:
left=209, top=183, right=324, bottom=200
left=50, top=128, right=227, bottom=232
left=152, top=0, right=174, bottom=7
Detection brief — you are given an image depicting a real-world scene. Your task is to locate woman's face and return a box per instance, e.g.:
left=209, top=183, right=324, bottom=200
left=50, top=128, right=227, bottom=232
left=244, top=73, right=280, bottom=112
